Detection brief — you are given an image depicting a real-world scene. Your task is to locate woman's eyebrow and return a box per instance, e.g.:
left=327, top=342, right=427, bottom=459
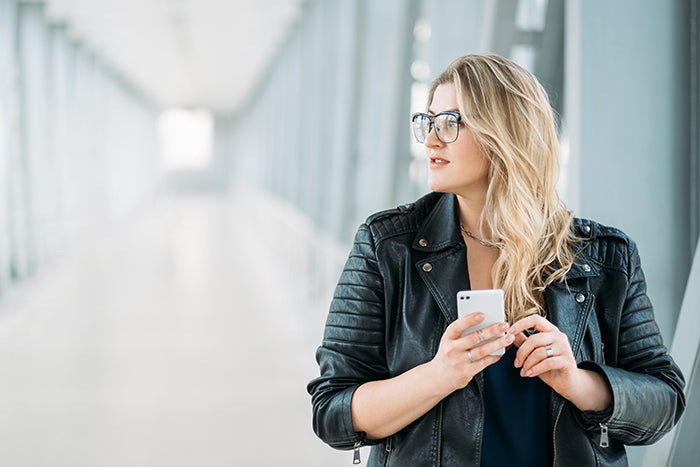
left=427, top=108, right=459, bottom=115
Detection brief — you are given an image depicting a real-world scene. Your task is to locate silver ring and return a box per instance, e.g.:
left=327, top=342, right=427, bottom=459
left=545, top=345, right=554, bottom=357
left=476, top=329, right=485, bottom=342
left=468, top=350, right=475, bottom=363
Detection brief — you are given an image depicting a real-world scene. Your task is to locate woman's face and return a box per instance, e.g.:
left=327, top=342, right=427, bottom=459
left=425, top=83, right=490, bottom=199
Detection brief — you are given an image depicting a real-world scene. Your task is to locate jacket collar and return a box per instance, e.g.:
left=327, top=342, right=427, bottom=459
left=412, top=192, right=601, bottom=325
left=412, top=193, right=463, bottom=252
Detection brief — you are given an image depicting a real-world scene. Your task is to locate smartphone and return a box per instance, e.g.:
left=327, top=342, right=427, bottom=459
left=457, top=289, right=506, bottom=356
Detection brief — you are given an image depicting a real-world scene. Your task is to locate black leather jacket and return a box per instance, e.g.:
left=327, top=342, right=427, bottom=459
left=308, top=192, right=685, bottom=466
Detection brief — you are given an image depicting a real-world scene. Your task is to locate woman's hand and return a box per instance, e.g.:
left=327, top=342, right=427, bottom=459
left=429, top=312, right=514, bottom=393
left=508, top=315, right=612, bottom=411
left=352, top=312, right=514, bottom=439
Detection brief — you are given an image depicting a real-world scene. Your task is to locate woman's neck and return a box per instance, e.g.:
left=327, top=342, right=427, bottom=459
left=456, top=193, right=489, bottom=236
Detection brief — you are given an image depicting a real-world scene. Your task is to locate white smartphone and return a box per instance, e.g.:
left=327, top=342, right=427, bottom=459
left=457, top=289, right=506, bottom=356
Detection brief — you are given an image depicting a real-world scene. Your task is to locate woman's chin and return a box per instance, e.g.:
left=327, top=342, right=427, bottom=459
left=427, top=177, right=443, bottom=193
left=427, top=178, right=452, bottom=194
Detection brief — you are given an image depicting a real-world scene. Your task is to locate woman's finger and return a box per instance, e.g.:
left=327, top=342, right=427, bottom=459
left=461, top=354, right=503, bottom=378
left=519, top=342, right=557, bottom=373
left=467, top=332, right=515, bottom=361
left=444, top=312, right=485, bottom=339
left=458, top=321, right=509, bottom=349
left=514, top=331, right=555, bottom=367
left=511, top=332, right=527, bottom=348
left=507, top=314, right=555, bottom=336
left=521, top=354, right=567, bottom=378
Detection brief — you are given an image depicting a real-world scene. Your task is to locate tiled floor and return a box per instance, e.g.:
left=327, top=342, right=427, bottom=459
left=0, top=193, right=354, bottom=466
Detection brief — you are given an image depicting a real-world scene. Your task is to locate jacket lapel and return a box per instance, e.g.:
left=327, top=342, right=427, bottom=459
left=545, top=282, right=593, bottom=359
left=544, top=260, right=598, bottom=359
left=417, top=245, right=469, bottom=323
left=413, top=194, right=469, bottom=323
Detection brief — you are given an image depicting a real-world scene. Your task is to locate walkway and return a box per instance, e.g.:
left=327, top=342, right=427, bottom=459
left=0, top=192, right=354, bottom=466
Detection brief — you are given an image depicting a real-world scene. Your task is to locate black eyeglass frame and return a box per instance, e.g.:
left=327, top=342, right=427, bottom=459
left=411, top=111, right=463, bottom=144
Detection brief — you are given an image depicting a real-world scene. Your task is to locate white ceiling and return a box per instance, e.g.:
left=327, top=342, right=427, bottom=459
left=40, top=0, right=306, bottom=114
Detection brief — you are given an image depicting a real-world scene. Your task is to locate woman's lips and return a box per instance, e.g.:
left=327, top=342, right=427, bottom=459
left=429, top=156, right=450, bottom=167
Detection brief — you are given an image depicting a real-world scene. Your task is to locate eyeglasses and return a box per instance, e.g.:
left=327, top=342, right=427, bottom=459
left=411, top=111, right=462, bottom=144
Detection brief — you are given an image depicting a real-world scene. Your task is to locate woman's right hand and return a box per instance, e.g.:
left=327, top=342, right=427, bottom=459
left=351, top=312, right=513, bottom=439
left=429, top=312, right=514, bottom=393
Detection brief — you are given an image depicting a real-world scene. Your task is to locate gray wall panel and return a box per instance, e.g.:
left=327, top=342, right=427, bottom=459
left=571, top=0, right=690, bottom=343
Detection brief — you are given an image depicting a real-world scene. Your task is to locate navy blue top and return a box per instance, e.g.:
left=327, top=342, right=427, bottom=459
left=481, top=345, right=552, bottom=466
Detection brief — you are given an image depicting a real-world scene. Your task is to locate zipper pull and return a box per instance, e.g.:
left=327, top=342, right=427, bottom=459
left=353, top=441, right=362, bottom=464
left=599, top=423, right=609, bottom=448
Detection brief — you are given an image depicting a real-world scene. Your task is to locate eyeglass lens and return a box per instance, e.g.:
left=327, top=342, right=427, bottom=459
left=411, top=113, right=460, bottom=144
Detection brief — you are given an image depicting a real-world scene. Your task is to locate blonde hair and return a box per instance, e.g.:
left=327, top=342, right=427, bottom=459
left=428, top=54, right=577, bottom=323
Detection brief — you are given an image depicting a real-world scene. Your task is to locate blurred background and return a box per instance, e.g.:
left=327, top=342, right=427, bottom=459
left=0, top=0, right=698, bottom=465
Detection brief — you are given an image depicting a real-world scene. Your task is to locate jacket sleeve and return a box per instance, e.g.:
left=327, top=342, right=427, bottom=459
left=578, top=240, right=686, bottom=445
left=307, top=223, right=389, bottom=449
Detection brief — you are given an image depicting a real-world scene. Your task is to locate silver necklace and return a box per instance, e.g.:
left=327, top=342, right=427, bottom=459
left=460, top=224, right=500, bottom=249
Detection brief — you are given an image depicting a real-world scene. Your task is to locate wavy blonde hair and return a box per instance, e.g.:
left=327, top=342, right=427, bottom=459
left=428, top=54, right=577, bottom=323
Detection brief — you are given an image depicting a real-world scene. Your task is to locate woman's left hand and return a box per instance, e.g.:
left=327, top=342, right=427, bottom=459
left=507, top=314, right=580, bottom=399
left=508, top=314, right=613, bottom=411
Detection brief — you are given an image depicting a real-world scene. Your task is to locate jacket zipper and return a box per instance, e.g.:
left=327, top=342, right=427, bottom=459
left=353, top=441, right=362, bottom=464
left=551, top=402, right=564, bottom=466
left=383, top=436, right=393, bottom=466
left=599, top=423, right=609, bottom=447
left=601, top=342, right=605, bottom=364
left=476, top=374, right=485, bottom=466
left=437, top=401, right=443, bottom=466
left=553, top=291, right=595, bottom=465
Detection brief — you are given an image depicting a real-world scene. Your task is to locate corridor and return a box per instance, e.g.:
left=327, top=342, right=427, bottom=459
left=1, top=0, right=697, bottom=465
left=0, top=192, right=348, bottom=466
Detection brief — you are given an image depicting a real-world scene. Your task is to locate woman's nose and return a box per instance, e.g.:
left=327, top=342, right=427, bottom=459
left=424, top=125, right=442, bottom=147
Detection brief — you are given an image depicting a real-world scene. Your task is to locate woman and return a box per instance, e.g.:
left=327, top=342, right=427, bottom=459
left=307, top=54, right=685, bottom=466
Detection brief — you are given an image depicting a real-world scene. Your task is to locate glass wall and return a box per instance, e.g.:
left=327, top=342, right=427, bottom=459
left=0, top=0, right=159, bottom=293
left=221, top=0, right=423, bottom=244
left=220, top=0, right=569, bottom=244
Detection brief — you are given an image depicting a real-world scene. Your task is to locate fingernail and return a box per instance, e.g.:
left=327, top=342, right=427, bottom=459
left=498, top=322, right=509, bottom=332
left=504, top=334, right=514, bottom=344
left=514, top=358, right=520, bottom=367
left=475, top=313, right=484, bottom=321
left=525, top=370, right=532, bottom=377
